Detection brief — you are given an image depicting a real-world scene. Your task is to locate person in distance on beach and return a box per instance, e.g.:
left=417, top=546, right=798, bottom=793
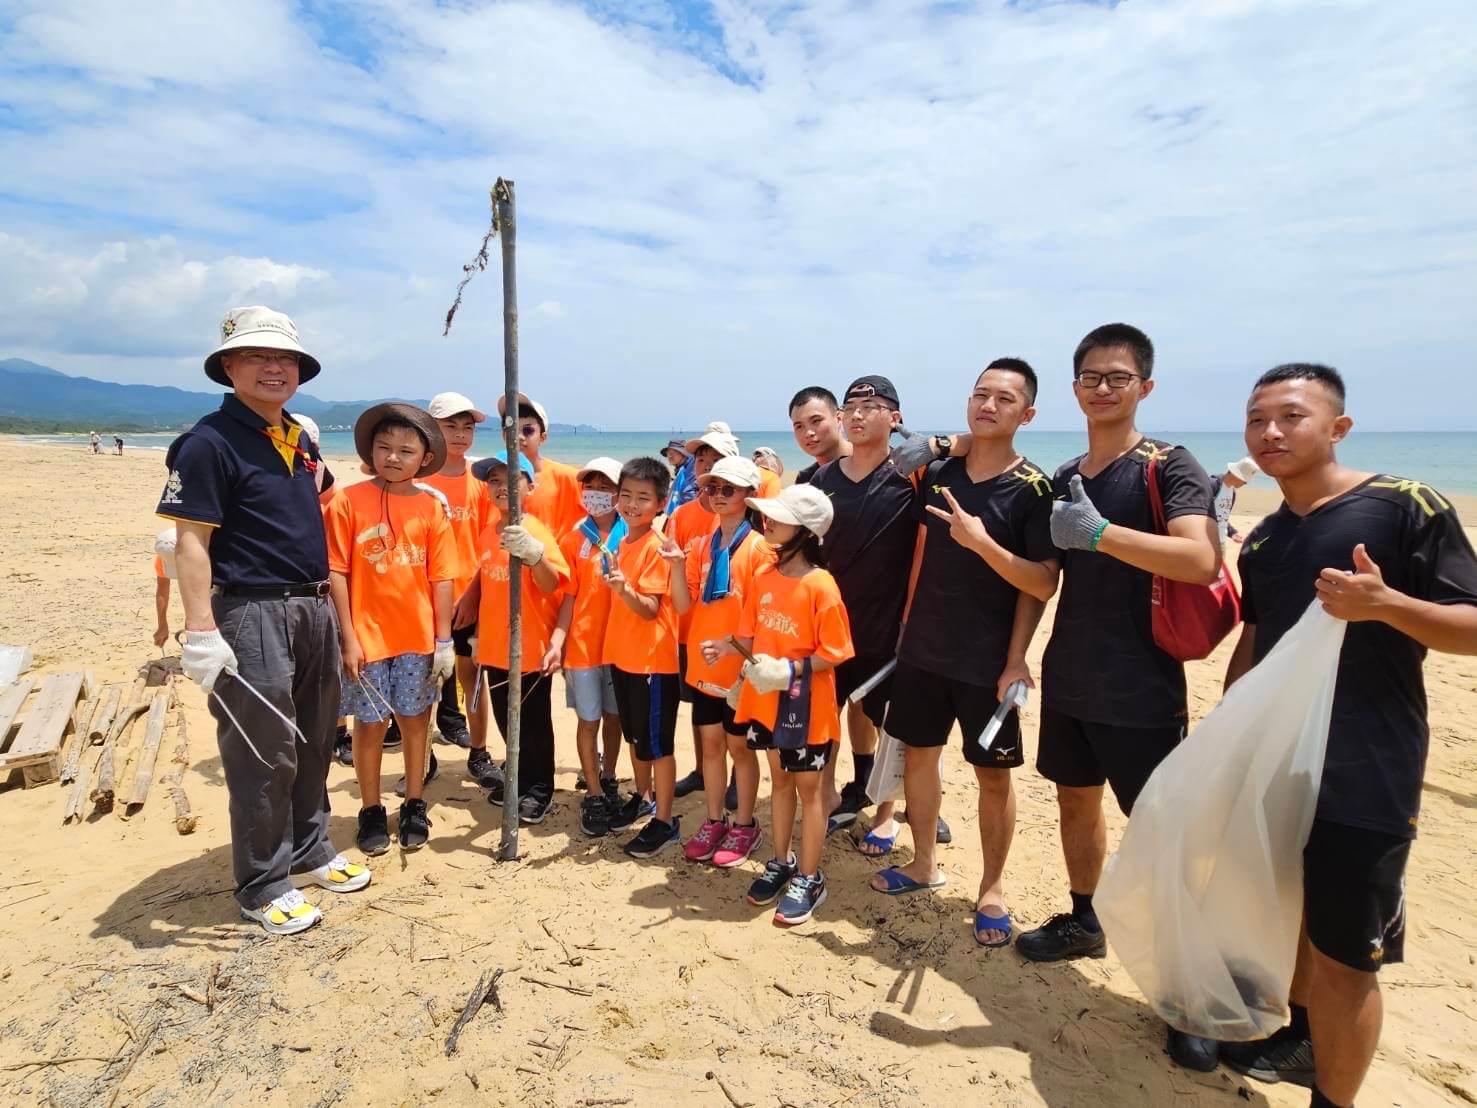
left=1021, top=322, right=1221, bottom=1072
left=1219, top=364, right=1477, bottom=1106
left=161, top=306, right=363, bottom=937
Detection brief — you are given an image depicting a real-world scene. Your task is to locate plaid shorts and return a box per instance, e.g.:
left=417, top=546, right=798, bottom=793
left=340, top=653, right=436, bottom=723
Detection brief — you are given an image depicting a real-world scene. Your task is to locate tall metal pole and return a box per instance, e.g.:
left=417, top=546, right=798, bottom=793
left=495, top=178, right=522, bottom=861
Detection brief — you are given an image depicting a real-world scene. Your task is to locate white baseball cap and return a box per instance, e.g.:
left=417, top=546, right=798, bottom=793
left=205, top=306, right=321, bottom=386
left=576, top=456, right=623, bottom=486
left=746, top=483, right=834, bottom=538
left=496, top=392, right=549, bottom=431
left=699, top=455, right=762, bottom=490
left=684, top=430, right=740, bottom=457
left=428, top=392, right=488, bottom=423
left=291, top=412, right=321, bottom=446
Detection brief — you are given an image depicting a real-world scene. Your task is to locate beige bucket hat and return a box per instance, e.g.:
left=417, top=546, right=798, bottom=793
left=204, top=306, right=321, bottom=386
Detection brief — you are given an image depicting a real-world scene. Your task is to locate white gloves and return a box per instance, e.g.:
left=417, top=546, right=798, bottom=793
left=181, top=629, right=238, bottom=693
left=742, top=653, right=795, bottom=694
left=431, top=639, right=457, bottom=683
left=501, top=524, right=546, bottom=566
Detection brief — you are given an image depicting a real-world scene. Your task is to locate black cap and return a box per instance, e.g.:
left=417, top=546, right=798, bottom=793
left=843, top=375, right=900, bottom=408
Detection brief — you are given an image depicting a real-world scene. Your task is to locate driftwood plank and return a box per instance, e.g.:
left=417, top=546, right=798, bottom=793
left=0, top=678, right=35, bottom=750
left=4, top=672, right=84, bottom=787
left=123, top=690, right=171, bottom=810
left=88, top=685, right=122, bottom=744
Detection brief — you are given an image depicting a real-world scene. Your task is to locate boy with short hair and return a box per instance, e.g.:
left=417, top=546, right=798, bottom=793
left=602, top=457, right=684, bottom=857
left=1220, top=364, right=1477, bottom=1106
left=500, top=391, right=584, bottom=537
left=326, top=403, right=458, bottom=855
left=557, top=456, right=629, bottom=836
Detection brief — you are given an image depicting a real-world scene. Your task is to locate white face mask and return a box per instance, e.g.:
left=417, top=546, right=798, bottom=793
left=582, top=489, right=615, bottom=516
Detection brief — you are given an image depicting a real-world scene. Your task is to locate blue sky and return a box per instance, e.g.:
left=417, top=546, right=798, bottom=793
left=1, top=0, right=1474, bottom=431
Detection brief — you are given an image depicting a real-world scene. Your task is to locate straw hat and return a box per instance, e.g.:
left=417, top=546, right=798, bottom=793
left=204, top=306, right=321, bottom=387
left=354, top=402, right=447, bottom=478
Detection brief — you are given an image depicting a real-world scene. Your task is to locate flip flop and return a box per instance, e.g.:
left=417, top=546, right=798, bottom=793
left=826, top=808, right=860, bottom=835
left=857, top=826, right=896, bottom=858
left=974, top=908, right=1013, bottom=948
left=870, top=867, right=947, bottom=895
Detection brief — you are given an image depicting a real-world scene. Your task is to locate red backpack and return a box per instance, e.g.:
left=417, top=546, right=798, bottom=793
left=1146, top=455, right=1241, bottom=661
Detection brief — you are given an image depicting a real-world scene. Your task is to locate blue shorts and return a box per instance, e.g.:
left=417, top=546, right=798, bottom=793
left=340, top=653, right=437, bottom=723
left=564, top=665, right=618, bottom=723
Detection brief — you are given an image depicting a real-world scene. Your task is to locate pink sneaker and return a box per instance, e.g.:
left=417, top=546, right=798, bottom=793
left=684, top=818, right=729, bottom=862
left=712, top=822, right=763, bottom=868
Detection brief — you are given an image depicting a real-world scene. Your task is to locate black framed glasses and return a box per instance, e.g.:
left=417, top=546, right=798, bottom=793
left=1075, top=371, right=1142, bottom=390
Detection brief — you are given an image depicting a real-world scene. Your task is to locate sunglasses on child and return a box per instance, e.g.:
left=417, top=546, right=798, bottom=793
left=705, top=483, right=750, bottom=498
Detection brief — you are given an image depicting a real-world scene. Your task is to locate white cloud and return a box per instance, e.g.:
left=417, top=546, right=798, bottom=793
left=0, top=0, right=1474, bottom=429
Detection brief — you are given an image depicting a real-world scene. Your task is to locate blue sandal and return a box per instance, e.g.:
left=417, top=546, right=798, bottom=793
left=857, top=827, right=896, bottom=858
left=974, top=908, right=1013, bottom=948
left=870, top=867, right=947, bottom=895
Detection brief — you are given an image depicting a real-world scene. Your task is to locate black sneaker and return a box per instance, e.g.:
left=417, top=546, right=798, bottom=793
left=580, top=793, right=611, bottom=836
left=746, top=855, right=797, bottom=906
left=899, top=809, right=953, bottom=844
left=356, top=805, right=390, bottom=856
left=1220, top=1027, right=1314, bottom=1087
left=827, top=779, right=868, bottom=832
left=774, top=871, right=827, bottom=926
left=600, top=776, right=620, bottom=803
left=1166, top=1026, right=1219, bottom=1072
left=437, top=720, right=472, bottom=749
left=334, top=727, right=354, bottom=767
left=1015, top=913, right=1107, bottom=962
left=673, top=769, right=705, bottom=798
left=518, top=794, right=551, bottom=825
left=724, top=771, right=738, bottom=813
left=608, top=793, right=656, bottom=832
left=394, top=751, right=439, bottom=798
left=398, top=798, right=431, bottom=850
left=383, top=719, right=402, bottom=749
left=467, top=747, right=495, bottom=782
left=624, top=816, right=680, bottom=858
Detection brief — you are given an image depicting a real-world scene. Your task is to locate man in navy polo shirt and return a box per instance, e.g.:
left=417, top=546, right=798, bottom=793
left=160, top=306, right=370, bottom=937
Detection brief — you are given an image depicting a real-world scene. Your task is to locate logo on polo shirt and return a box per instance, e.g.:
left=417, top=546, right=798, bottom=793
left=161, top=470, right=184, bottom=505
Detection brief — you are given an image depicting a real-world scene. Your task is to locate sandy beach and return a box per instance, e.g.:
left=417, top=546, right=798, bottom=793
left=1, top=434, right=1474, bottom=1107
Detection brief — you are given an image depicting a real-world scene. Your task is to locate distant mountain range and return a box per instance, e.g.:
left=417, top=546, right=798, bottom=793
left=0, top=358, right=597, bottom=434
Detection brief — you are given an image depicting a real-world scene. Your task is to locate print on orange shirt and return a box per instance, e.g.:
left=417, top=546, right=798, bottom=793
left=558, top=523, right=622, bottom=671
left=734, top=564, right=854, bottom=745
left=475, top=514, right=571, bottom=674
left=684, top=529, right=775, bottom=692
left=325, top=481, right=458, bottom=663
left=601, top=530, right=680, bottom=675
left=421, top=468, right=491, bottom=597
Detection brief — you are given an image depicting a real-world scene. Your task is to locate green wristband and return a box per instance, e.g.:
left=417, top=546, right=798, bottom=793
left=1089, top=520, right=1110, bottom=552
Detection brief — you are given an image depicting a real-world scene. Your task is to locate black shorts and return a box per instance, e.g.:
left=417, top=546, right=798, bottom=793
left=1036, top=707, right=1183, bottom=816
left=677, top=645, right=695, bottom=703
left=744, top=723, right=836, bottom=773
left=691, top=688, right=740, bottom=733
left=883, top=661, right=1023, bottom=769
left=611, top=668, right=680, bottom=762
left=451, top=620, right=477, bottom=659
left=1303, top=820, right=1410, bottom=973
left=835, top=654, right=894, bottom=727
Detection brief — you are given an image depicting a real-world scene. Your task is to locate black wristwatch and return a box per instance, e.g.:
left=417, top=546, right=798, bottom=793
left=932, top=435, right=953, bottom=458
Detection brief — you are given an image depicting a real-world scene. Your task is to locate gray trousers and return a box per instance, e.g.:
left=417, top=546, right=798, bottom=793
left=210, top=593, right=342, bottom=911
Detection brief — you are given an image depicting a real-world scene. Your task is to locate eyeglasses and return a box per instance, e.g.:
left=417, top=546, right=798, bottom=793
left=233, top=351, right=300, bottom=369
left=1075, top=371, right=1142, bottom=390
left=517, top=423, right=541, bottom=438
left=840, top=401, right=895, bottom=417
left=706, top=483, right=746, bottom=498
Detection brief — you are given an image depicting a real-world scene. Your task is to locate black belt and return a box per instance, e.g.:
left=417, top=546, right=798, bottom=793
left=214, top=581, right=331, bottom=599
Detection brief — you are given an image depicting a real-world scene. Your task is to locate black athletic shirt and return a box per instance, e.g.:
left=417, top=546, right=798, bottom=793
left=810, top=456, right=921, bottom=657
left=900, top=456, right=1057, bottom=687
left=1042, top=437, right=1214, bottom=728
left=1239, top=475, right=1477, bottom=839
left=794, top=460, right=819, bottom=486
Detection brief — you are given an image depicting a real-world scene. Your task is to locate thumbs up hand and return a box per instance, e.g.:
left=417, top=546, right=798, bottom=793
left=1316, top=543, right=1392, bottom=622
left=1050, top=474, right=1110, bottom=551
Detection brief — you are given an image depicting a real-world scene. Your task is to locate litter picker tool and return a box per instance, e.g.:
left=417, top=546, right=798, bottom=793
left=724, top=635, right=756, bottom=665
left=847, top=658, right=897, bottom=704
left=978, top=680, right=1028, bottom=751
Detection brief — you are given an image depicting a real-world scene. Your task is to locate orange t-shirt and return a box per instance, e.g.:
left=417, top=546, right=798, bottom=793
left=420, top=467, right=491, bottom=597
left=668, top=497, right=715, bottom=642
left=757, top=468, right=782, bottom=500
left=684, top=527, right=774, bottom=692
left=558, top=521, right=622, bottom=670
left=325, top=481, right=457, bottom=663
left=525, top=458, right=584, bottom=538
left=601, top=529, right=679, bottom=675
left=474, top=514, right=571, bottom=673
left=735, top=564, right=854, bottom=745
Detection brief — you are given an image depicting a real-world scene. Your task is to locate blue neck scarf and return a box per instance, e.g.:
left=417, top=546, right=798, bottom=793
left=702, top=521, right=752, bottom=603
left=577, top=514, right=627, bottom=573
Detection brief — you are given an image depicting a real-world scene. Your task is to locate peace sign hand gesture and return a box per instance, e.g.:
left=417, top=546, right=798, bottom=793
left=925, top=486, right=991, bottom=554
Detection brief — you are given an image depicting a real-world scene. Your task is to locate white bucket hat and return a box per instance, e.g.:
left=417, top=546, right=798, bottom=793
left=684, top=430, right=740, bottom=457
left=698, top=455, right=762, bottom=491
left=204, top=306, right=321, bottom=386
left=496, top=392, right=549, bottom=432
left=429, top=392, right=488, bottom=423
left=746, top=483, right=834, bottom=538
left=576, top=456, right=623, bottom=486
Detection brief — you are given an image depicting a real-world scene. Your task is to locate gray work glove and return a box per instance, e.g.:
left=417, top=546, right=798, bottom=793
left=724, top=680, right=742, bottom=710
left=500, top=524, right=546, bottom=566
left=1051, top=474, right=1110, bottom=551
left=887, top=428, right=940, bottom=475
left=742, top=654, right=795, bottom=694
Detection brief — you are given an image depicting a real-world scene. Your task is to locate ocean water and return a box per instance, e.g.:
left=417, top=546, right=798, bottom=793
left=23, top=429, right=1477, bottom=493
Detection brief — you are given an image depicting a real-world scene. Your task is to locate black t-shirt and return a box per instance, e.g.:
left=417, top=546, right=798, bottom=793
left=794, top=460, right=819, bottom=486
left=157, top=394, right=333, bottom=588
left=810, top=455, right=920, bottom=658
left=1239, top=475, right=1477, bottom=839
left=900, top=456, right=1056, bottom=686
left=1042, top=437, right=1214, bottom=728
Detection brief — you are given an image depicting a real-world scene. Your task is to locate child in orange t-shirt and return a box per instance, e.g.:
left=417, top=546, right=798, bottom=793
left=326, top=404, right=457, bottom=857
left=422, top=392, right=494, bottom=777
left=708, top=484, right=854, bottom=926
left=555, top=457, right=628, bottom=837
left=664, top=456, right=772, bottom=869
left=470, top=450, right=570, bottom=825
left=601, top=457, right=683, bottom=858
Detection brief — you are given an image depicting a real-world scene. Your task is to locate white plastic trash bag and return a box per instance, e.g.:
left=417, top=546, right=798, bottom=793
left=866, top=729, right=906, bottom=804
left=1096, top=602, right=1346, bottom=1042
left=0, top=644, right=32, bottom=686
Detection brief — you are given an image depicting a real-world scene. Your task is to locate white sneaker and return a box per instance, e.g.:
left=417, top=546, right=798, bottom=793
left=241, top=889, right=322, bottom=936
left=301, top=854, right=372, bottom=893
